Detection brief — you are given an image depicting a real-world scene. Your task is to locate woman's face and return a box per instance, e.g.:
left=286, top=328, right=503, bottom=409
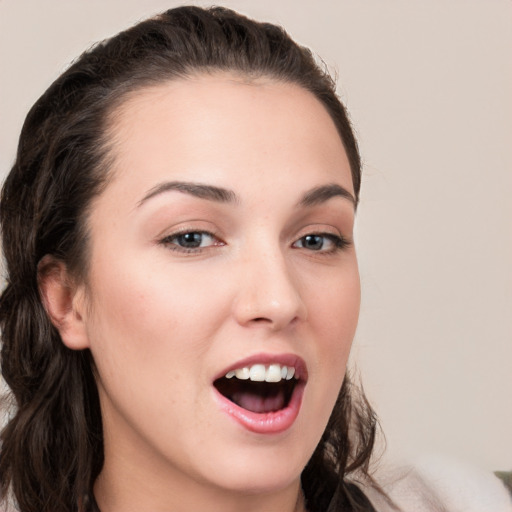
left=77, top=75, right=360, bottom=501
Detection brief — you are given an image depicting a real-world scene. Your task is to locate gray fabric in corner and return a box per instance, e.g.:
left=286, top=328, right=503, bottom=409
left=495, top=471, right=512, bottom=499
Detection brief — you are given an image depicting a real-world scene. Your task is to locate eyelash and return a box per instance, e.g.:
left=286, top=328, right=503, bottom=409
left=292, top=233, right=351, bottom=254
left=159, top=230, right=351, bottom=255
left=160, top=229, right=223, bottom=254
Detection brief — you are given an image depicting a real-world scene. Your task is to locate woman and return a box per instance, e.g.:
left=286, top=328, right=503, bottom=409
left=3, top=5, right=510, bottom=512
left=0, top=6, right=381, bottom=512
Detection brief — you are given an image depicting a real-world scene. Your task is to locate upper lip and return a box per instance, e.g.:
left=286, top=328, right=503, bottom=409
left=213, top=353, right=308, bottom=382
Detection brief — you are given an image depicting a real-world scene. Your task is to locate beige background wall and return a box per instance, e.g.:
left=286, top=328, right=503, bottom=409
left=1, top=0, right=511, bottom=471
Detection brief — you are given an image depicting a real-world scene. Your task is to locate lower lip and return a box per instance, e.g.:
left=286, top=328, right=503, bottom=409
left=213, top=382, right=305, bottom=435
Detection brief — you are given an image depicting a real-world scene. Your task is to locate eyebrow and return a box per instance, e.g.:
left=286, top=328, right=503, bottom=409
left=137, top=180, right=355, bottom=208
left=137, top=181, right=238, bottom=207
left=298, top=184, right=356, bottom=208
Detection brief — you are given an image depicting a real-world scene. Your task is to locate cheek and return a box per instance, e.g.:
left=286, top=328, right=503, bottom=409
left=82, top=258, right=231, bottom=447
left=83, top=258, right=227, bottom=387
left=306, top=261, right=360, bottom=376
left=297, top=262, right=360, bottom=451
left=88, top=255, right=220, bottom=331
left=308, top=261, right=360, bottom=335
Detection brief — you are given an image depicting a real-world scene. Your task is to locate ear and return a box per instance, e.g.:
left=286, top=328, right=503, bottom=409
left=38, top=255, right=90, bottom=350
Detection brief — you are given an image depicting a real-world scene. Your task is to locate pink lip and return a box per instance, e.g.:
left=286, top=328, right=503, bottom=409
left=213, top=381, right=305, bottom=434
left=212, top=353, right=307, bottom=435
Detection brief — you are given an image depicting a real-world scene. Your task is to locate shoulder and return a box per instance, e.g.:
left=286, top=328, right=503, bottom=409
left=363, top=456, right=512, bottom=512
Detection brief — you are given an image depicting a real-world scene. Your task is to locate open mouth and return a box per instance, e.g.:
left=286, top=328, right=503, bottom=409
left=213, top=363, right=301, bottom=414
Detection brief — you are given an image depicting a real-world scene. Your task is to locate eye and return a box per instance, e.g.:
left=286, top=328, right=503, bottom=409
left=293, top=233, right=348, bottom=253
left=161, top=230, right=221, bottom=252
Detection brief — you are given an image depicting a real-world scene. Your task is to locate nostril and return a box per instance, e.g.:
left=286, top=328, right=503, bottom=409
left=248, top=315, right=301, bottom=329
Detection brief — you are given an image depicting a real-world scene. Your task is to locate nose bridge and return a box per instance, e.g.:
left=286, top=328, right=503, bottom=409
left=233, top=237, right=307, bottom=329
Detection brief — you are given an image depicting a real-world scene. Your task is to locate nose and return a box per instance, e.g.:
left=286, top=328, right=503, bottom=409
left=232, top=248, right=307, bottom=331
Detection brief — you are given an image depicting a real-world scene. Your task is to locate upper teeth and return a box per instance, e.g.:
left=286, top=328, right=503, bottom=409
left=225, top=363, right=297, bottom=382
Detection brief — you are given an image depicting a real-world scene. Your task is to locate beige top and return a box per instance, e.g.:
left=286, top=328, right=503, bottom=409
left=365, top=456, right=512, bottom=512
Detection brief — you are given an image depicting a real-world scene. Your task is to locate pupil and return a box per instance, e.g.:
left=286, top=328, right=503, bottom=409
left=178, top=232, right=202, bottom=248
left=304, top=235, right=323, bottom=250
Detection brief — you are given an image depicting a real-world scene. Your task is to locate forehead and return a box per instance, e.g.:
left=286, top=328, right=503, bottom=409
left=103, top=73, right=353, bottom=199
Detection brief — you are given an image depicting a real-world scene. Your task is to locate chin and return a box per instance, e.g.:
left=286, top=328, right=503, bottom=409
left=211, top=464, right=303, bottom=495
left=195, top=435, right=315, bottom=495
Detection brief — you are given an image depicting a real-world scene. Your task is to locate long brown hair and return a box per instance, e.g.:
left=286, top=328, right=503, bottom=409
left=0, top=6, right=379, bottom=512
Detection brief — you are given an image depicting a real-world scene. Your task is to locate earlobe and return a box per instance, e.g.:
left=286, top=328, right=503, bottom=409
left=37, top=255, right=90, bottom=350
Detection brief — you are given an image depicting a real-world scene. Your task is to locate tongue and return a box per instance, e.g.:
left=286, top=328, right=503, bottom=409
left=232, top=389, right=286, bottom=413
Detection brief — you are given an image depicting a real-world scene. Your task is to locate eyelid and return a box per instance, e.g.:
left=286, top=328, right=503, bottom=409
left=154, top=217, right=221, bottom=242
left=293, top=223, right=347, bottom=240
